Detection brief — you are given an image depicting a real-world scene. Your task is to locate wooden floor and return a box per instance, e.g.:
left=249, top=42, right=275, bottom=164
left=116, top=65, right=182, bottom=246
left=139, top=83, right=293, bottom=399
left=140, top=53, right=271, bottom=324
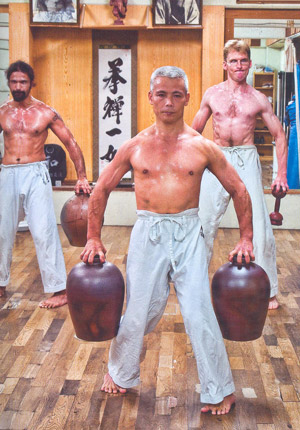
left=1, top=226, right=300, bottom=430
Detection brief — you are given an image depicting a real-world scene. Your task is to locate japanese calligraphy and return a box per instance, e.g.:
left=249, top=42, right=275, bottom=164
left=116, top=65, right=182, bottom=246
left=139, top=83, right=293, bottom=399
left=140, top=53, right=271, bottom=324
left=99, top=48, right=131, bottom=176
left=100, top=144, right=117, bottom=162
left=103, top=58, right=127, bottom=95
left=102, top=95, right=124, bottom=125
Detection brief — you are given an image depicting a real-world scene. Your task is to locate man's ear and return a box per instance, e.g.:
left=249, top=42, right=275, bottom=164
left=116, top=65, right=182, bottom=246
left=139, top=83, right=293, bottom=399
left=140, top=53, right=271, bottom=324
left=185, top=92, right=190, bottom=106
left=148, top=91, right=153, bottom=105
left=223, top=61, right=228, bottom=71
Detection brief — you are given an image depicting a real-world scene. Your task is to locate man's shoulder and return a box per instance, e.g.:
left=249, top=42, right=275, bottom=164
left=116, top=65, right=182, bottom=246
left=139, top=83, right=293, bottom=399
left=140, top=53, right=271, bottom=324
left=203, top=82, right=226, bottom=103
left=32, top=99, right=62, bottom=123
left=31, top=98, right=52, bottom=112
left=120, top=130, right=147, bottom=152
left=0, top=99, right=10, bottom=112
left=189, top=132, right=216, bottom=152
left=136, top=124, right=156, bottom=140
left=206, top=81, right=225, bottom=93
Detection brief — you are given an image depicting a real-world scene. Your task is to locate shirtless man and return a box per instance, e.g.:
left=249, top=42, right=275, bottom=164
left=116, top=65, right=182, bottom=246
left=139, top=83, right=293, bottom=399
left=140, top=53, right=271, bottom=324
left=0, top=60, right=91, bottom=308
left=192, top=39, right=288, bottom=310
left=80, top=66, right=254, bottom=415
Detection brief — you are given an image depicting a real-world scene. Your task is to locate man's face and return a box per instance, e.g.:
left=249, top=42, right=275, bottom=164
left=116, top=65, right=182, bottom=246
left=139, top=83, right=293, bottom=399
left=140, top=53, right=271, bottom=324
left=8, top=71, right=32, bottom=102
left=148, top=76, right=190, bottom=123
left=223, top=50, right=252, bottom=83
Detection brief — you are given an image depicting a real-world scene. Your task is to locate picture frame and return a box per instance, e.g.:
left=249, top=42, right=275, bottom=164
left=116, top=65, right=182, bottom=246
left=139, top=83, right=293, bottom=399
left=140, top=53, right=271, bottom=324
left=30, top=0, right=80, bottom=26
left=153, top=0, right=202, bottom=27
left=236, top=0, right=298, bottom=3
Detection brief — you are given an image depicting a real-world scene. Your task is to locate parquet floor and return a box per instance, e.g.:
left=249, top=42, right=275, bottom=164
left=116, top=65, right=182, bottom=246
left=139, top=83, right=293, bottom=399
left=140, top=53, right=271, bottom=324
left=0, top=226, right=300, bottom=430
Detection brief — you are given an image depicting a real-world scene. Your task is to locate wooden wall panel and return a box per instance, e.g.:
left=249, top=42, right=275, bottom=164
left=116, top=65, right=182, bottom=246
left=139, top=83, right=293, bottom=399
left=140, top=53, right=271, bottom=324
left=32, top=28, right=93, bottom=181
left=9, top=3, right=33, bottom=64
left=137, top=30, right=202, bottom=132
left=201, top=6, right=225, bottom=141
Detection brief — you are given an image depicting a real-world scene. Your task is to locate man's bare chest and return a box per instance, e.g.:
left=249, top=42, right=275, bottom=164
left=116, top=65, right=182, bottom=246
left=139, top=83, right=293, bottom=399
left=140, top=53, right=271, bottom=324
left=133, top=145, right=202, bottom=178
left=210, top=92, right=260, bottom=120
left=3, top=110, right=46, bottom=136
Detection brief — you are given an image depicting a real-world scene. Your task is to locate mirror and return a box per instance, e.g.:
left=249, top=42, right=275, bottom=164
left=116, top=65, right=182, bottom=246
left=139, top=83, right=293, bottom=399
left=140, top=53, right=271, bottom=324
left=233, top=19, right=299, bottom=189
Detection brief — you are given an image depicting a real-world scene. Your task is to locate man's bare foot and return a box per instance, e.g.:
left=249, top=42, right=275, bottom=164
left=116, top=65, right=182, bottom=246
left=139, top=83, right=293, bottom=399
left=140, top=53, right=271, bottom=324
left=269, top=296, right=279, bottom=310
left=0, top=286, right=6, bottom=297
left=101, top=373, right=127, bottom=394
left=39, top=290, right=67, bottom=309
left=201, top=394, right=236, bottom=415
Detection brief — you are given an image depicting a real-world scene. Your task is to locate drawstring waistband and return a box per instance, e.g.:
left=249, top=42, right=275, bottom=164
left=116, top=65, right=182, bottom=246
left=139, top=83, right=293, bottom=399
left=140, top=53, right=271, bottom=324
left=1, top=161, right=50, bottom=185
left=137, top=208, right=199, bottom=272
left=221, top=145, right=257, bottom=170
left=149, top=218, right=186, bottom=243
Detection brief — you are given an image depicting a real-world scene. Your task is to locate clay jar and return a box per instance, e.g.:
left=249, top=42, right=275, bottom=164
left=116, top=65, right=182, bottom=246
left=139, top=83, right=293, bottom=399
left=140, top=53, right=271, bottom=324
left=212, top=257, right=270, bottom=341
left=60, top=191, right=89, bottom=247
left=67, top=256, right=125, bottom=341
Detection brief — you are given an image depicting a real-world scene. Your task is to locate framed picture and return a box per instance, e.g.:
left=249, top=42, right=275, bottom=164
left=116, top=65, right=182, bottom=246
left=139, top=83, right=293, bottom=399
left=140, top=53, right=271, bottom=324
left=236, top=0, right=298, bottom=3
left=30, top=0, right=80, bottom=26
left=153, top=0, right=202, bottom=27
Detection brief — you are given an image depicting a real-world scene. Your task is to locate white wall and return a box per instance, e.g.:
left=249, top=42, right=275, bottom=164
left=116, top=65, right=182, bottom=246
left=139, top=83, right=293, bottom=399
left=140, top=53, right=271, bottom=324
left=53, top=190, right=300, bottom=230
left=249, top=43, right=283, bottom=73
left=53, top=190, right=138, bottom=226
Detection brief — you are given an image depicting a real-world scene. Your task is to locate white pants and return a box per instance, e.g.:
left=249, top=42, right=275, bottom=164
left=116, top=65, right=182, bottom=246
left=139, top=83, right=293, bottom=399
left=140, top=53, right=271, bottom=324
left=0, top=162, right=66, bottom=293
left=199, top=145, right=277, bottom=297
left=108, top=209, right=235, bottom=404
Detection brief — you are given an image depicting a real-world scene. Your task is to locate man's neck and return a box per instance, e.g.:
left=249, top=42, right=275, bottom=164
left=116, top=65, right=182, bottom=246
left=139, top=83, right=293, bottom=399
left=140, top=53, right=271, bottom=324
left=154, top=118, right=186, bottom=139
left=226, top=78, right=248, bottom=92
left=12, top=95, right=34, bottom=109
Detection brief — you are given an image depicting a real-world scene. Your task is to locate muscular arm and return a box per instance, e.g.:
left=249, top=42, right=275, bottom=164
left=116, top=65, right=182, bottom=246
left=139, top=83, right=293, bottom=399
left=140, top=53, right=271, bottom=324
left=205, top=141, right=254, bottom=263
left=192, top=90, right=212, bottom=134
left=260, top=95, right=288, bottom=192
left=80, top=141, right=132, bottom=264
left=49, top=110, right=91, bottom=193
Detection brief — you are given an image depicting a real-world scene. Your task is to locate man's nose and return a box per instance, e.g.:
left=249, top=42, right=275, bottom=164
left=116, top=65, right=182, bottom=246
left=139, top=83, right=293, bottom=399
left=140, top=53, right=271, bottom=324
left=165, top=97, right=173, bottom=105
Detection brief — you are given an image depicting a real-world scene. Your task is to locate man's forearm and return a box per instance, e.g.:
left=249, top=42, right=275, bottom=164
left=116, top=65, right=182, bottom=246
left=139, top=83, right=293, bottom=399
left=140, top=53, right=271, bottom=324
left=69, top=144, right=88, bottom=179
left=232, top=188, right=253, bottom=241
left=87, top=189, right=108, bottom=240
left=275, top=134, right=288, bottom=178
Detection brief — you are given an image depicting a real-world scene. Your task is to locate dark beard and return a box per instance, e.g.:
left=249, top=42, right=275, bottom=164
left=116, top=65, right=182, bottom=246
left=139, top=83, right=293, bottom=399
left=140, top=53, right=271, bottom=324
left=12, top=91, right=27, bottom=102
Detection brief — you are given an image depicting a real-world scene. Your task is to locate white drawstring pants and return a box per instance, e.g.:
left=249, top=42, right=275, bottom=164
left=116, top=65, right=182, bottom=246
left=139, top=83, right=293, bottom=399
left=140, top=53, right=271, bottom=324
left=199, top=145, right=278, bottom=297
left=108, top=209, right=235, bottom=405
left=0, top=162, right=66, bottom=293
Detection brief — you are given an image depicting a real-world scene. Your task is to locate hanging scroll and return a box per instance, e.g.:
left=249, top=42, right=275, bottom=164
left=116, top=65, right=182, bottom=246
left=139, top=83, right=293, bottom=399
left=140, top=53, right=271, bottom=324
left=98, top=46, right=131, bottom=178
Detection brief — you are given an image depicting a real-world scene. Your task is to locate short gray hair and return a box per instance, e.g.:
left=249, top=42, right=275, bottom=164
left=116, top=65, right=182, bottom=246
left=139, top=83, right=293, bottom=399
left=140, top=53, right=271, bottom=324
left=150, top=66, right=189, bottom=92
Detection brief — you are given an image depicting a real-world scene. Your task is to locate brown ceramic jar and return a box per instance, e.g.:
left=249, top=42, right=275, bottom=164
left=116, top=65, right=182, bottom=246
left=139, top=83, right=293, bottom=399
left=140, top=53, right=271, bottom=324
left=66, top=256, right=125, bottom=341
left=212, top=257, right=270, bottom=341
left=60, top=191, right=89, bottom=247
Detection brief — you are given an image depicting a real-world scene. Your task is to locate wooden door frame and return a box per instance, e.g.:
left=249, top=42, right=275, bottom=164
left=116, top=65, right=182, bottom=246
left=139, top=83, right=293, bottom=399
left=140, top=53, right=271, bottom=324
left=225, top=8, right=300, bottom=41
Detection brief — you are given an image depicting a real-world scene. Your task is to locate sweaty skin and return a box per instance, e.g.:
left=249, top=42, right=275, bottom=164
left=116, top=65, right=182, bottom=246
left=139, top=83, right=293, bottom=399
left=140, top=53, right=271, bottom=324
left=192, top=49, right=289, bottom=310
left=0, top=70, right=91, bottom=308
left=80, top=75, right=254, bottom=413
